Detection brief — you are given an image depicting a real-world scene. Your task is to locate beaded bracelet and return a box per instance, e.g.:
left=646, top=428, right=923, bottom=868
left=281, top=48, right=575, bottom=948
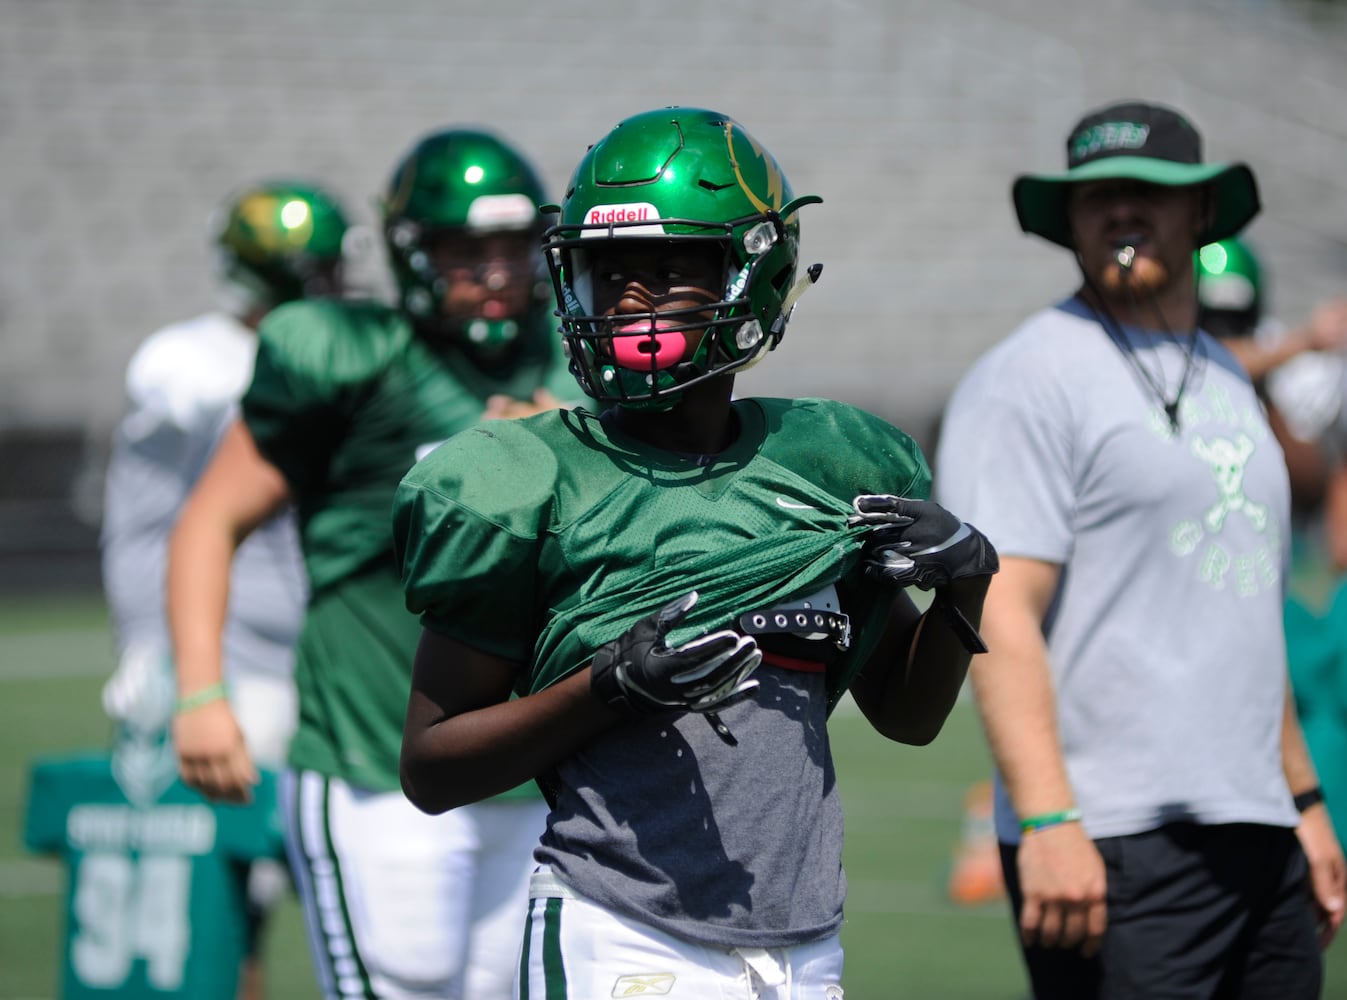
left=1019, top=808, right=1083, bottom=834
left=175, top=682, right=227, bottom=715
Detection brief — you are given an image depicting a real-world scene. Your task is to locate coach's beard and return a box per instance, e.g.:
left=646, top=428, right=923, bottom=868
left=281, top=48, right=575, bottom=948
left=1094, top=249, right=1173, bottom=302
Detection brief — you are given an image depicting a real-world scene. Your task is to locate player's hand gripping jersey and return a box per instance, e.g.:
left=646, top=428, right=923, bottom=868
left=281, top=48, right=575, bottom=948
left=396, top=397, right=929, bottom=705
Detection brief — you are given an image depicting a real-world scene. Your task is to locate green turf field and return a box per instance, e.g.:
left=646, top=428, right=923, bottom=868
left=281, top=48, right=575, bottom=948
left=2, top=596, right=1344, bottom=999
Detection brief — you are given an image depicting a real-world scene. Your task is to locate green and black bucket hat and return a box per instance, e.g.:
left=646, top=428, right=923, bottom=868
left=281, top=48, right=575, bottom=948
left=1012, top=100, right=1260, bottom=249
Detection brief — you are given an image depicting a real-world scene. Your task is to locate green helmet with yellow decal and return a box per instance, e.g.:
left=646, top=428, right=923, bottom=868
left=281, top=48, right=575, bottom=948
left=543, top=107, right=821, bottom=408
left=210, top=181, right=350, bottom=314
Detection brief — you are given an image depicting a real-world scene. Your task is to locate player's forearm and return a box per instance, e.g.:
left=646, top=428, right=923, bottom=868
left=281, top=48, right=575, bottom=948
left=166, top=419, right=291, bottom=697
left=1225, top=333, right=1309, bottom=382
left=401, top=669, right=618, bottom=812
left=853, top=579, right=986, bottom=744
left=166, top=500, right=239, bottom=695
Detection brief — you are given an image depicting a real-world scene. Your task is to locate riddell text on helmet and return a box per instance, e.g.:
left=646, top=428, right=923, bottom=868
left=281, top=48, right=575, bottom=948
left=585, top=204, right=658, bottom=224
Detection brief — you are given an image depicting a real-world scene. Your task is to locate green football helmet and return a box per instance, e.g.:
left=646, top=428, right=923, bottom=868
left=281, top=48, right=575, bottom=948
left=382, top=128, right=548, bottom=353
left=543, top=107, right=822, bottom=408
left=211, top=181, right=350, bottom=313
left=1196, top=237, right=1263, bottom=336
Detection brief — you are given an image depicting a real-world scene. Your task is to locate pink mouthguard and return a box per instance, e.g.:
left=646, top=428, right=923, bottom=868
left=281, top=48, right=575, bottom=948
left=610, top=322, right=687, bottom=371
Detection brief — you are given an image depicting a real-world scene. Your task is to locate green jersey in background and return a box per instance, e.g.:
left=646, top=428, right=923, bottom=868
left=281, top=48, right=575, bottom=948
left=243, top=298, right=575, bottom=792
left=24, top=756, right=282, bottom=1000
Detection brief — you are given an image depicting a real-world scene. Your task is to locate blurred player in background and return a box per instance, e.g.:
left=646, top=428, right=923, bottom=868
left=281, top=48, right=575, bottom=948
left=1199, top=237, right=1347, bottom=882
left=393, top=106, right=998, bottom=998
left=167, top=127, right=576, bottom=1000
left=1197, top=237, right=1347, bottom=514
left=100, top=179, right=351, bottom=999
left=1196, top=236, right=1347, bottom=387
left=25, top=653, right=285, bottom=1000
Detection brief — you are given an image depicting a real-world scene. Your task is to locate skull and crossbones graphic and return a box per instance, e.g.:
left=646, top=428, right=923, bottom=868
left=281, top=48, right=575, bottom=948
left=1190, top=433, right=1268, bottom=533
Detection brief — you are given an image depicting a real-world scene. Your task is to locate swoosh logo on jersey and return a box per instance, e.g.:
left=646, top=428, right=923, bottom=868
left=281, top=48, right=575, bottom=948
left=415, top=440, right=447, bottom=463
left=776, top=496, right=818, bottom=511
left=611, top=973, right=675, bottom=996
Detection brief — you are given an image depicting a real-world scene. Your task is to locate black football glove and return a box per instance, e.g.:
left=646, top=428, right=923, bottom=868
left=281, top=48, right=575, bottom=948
left=848, top=495, right=999, bottom=589
left=848, top=495, right=998, bottom=653
left=590, top=591, right=762, bottom=718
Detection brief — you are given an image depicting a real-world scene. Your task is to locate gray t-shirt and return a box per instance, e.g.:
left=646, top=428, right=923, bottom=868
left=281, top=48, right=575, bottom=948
left=937, top=297, right=1300, bottom=842
left=537, top=665, right=846, bottom=949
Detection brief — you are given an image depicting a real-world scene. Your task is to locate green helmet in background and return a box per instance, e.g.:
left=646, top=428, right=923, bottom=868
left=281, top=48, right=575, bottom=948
left=1196, top=237, right=1263, bottom=337
left=543, top=107, right=822, bottom=408
left=382, top=128, right=548, bottom=352
left=211, top=181, right=351, bottom=314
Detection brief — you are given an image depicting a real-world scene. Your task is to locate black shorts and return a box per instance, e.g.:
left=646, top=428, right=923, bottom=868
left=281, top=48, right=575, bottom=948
left=999, top=822, right=1321, bottom=1000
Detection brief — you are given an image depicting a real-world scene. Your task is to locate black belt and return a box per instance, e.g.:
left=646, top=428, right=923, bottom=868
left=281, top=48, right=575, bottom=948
left=738, top=607, right=851, bottom=651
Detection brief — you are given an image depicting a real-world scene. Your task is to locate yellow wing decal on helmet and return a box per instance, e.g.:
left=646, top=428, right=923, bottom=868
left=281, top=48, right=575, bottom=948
left=724, top=122, right=784, bottom=214
left=237, top=193, right=315, bottom=251
left=384, top=156, right=422, bottom=220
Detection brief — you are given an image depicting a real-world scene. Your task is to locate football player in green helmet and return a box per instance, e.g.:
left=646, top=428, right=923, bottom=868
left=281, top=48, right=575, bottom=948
left=211, top=180, right=351, bottom=323
left=383, top=129, right=551, bottom=366
left=166, top=131, right=575, bottom=1000
left=1195, top=237, right=1263, bottom=341
left=103, top=177, right=352, bottom=1000
left=543, top=107, right=822, bottom=409
left=1196, top=236, right=1347, bottom=518
left=1197, top=236, right=1347, bottom=384
left=395, top=108, right=996, bottom=997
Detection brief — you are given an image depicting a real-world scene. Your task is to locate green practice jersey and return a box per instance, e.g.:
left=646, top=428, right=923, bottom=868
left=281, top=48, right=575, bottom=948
left=394, top=397, right=931, bottom=707
left=23, top=755, right=283, bottom=1000
left=243, top=299, right=574, bottom=791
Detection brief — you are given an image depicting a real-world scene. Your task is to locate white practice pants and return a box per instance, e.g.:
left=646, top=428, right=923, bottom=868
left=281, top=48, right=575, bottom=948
left=283, top=769, right=548, bottom=1000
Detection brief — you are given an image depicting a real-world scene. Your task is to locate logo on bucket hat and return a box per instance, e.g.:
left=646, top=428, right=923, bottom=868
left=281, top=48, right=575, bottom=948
left=1070, top=122, right=1151, bottom=163
left=1066, top=102, right=1204, bottom=169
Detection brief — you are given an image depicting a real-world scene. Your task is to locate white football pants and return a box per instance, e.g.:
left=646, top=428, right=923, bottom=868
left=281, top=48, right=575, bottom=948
left=283, top=769, right=548, bottom=1000
left=519, top=866, right=845, bottom=999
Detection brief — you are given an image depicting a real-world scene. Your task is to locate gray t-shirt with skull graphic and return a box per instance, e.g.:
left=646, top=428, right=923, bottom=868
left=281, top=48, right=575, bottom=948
left=936, top=296, right=1300, bottom=842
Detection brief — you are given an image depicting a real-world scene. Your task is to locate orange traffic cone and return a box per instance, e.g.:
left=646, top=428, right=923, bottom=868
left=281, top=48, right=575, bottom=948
left=947, top=780, right=1005, bottom=906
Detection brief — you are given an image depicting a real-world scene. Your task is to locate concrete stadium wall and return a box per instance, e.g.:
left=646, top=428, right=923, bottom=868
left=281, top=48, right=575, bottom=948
left=2, top=0, right=1346, bottom=583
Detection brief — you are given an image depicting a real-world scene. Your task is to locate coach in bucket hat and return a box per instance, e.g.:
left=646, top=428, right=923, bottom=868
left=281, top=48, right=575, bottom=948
left=1012, top=100, right=1260, bottom=249
left=936, top=96, right=1343, bottom=1000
